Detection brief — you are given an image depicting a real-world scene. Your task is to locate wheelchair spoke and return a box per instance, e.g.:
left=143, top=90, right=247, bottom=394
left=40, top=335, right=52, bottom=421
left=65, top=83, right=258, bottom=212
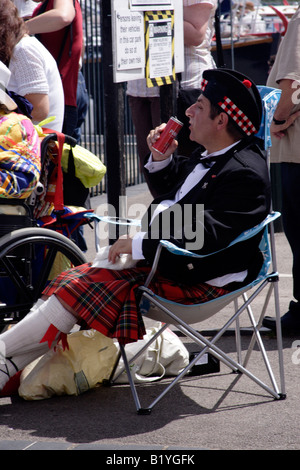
left=32, top=243, right=60, bottom=298
left=0, top=254, right=35, bottom=302
left=0, top=227, right=86, bottom=329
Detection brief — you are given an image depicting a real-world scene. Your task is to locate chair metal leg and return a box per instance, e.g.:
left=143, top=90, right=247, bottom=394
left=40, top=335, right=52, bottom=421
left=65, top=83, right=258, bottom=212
left=242, top=289, right=281, bottom=395
left=176, top=322, right=283, bottom=400
left=234, top=298, right=242, bottom=364
left=268, top=217, right=286, bottom=397
left=118, top=344, right=152, bottom=414
left=273, top=278, right=286, bottom=397
left=116, top=287, right=285, bottom=412
left=145, top=285, right=285, bottom=398
left=111, top=323, right=169, bottom=384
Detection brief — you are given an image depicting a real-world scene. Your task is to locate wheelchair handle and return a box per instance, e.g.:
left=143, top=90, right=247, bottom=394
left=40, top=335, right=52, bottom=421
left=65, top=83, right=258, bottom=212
left=63, top=134, right=77, bottom=148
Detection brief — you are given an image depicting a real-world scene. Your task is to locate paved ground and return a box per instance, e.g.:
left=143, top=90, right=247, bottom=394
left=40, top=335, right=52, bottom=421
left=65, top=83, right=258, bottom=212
left=0, top=183, right=299, bottom=452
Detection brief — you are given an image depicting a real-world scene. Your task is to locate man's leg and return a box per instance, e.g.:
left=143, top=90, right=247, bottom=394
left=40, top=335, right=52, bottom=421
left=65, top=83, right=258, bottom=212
left=263, top=162, right=300, bottom=332
left=128, top=95, right=160, bottom=197
left=62, top=105, right=78, bottom=137
left=72, top=70, right=89, bottom=143
left=0, top=296, right=77, bottom=390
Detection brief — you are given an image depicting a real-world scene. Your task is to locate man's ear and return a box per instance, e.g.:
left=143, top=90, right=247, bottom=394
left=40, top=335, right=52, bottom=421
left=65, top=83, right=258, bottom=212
left=216, top=112, right=229, bottom=130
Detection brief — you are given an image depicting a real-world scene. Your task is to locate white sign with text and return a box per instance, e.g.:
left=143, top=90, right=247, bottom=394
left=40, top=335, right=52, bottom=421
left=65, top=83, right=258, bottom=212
left=112, top=0, right=183, bottom=83
left=115, top=10, right=145, bottom=71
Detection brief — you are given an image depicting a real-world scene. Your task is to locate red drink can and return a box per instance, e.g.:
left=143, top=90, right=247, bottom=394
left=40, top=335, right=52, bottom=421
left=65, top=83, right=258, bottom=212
left=152, top=116, right=183, bottom=154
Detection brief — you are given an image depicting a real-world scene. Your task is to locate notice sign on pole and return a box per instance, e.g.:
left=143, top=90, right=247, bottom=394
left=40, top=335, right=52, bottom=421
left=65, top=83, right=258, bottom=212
left=111, top=0, right=183, bottom=83
left=115, top=10, right=145, bottom=71
left=145, top=10, right=175, bottom=87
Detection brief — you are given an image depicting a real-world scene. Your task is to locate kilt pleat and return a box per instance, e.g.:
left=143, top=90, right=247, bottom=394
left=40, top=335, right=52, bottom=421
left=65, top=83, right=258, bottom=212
left=43, top=263, right=229, bottom=344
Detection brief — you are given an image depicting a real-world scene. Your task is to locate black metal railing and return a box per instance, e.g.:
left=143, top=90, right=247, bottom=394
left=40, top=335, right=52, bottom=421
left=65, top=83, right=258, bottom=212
left=79, top=0, right=143, bottom=196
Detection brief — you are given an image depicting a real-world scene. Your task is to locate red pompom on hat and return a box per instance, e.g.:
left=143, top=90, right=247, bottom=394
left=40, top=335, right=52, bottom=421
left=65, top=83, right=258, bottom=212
left=243, top=79, right=252, bottom=88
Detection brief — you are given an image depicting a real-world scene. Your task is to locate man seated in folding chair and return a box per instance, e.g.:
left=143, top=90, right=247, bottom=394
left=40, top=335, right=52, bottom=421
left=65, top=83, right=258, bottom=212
left=0, top=68, right=272, bottom=392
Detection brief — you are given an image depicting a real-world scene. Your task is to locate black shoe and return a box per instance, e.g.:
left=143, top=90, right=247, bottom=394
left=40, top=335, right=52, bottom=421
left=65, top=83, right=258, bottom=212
left=263, top=308, right=300, bottom=334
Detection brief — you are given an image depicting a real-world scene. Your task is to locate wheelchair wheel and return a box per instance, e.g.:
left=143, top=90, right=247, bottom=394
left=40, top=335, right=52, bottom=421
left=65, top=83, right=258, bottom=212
left=0, top=227, right=87, bottom=329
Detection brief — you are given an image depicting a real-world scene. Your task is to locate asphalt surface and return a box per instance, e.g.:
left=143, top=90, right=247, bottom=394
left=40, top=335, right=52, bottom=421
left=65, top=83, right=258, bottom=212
left=0, top=183, right=299, bottom=452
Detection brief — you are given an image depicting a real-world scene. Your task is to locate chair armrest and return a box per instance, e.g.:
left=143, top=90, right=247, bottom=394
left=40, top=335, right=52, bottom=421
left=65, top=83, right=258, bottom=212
left=84, top=213, right=141, bottom=252
left=143, top=211, right=281, bottom=287
left=159, top=211, right=280, bottom=259
left=84, top=213, right=141, bottom=227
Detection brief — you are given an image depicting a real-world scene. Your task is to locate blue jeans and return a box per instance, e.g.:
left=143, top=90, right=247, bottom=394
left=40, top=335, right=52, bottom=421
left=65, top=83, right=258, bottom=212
left=72, top=70, right=89, bottom=143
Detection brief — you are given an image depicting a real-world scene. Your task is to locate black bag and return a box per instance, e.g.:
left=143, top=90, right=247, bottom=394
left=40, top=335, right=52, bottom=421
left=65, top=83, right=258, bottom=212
left=176, top=88, right=202, bottom=156
left=63, top=147, right=89, bottom=208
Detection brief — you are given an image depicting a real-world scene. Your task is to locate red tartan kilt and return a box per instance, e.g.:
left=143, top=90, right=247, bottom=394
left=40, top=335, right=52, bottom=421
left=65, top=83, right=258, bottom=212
left=43, top=263, right=228, bottom=344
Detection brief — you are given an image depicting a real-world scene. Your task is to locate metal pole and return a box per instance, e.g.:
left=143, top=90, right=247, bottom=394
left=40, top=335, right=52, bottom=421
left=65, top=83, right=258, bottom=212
left=101, top=0, right=126, bottom=243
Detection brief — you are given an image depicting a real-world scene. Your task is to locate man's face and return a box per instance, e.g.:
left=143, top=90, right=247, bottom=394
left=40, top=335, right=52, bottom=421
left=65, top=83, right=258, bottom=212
left=185, top=94, right=217, bottom=148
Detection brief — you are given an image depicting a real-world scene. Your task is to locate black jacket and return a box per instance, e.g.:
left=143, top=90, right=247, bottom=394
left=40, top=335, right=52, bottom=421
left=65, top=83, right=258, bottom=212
left=140, top=138, right=271, bottom=285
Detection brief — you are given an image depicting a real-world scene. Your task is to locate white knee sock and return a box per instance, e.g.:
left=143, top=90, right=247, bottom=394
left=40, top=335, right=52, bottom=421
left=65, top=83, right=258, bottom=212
left=0, top=295, right=77, bottom=390
left=0, top=295, right=77, bottom=357
left=0, top=344, right=49, bottom=390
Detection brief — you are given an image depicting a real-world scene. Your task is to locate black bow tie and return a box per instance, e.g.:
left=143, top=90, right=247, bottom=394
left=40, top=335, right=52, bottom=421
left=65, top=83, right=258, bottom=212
left=198, top=156, right=216, bottom=168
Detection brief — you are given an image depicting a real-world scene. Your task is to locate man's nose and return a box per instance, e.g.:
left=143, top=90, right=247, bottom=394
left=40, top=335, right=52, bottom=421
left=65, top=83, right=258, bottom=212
left=185, top=103, right=194, bottom=117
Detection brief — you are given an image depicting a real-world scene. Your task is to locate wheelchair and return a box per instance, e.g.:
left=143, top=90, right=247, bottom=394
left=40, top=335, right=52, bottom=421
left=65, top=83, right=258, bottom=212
left=0, top=132, right=91, bottom=331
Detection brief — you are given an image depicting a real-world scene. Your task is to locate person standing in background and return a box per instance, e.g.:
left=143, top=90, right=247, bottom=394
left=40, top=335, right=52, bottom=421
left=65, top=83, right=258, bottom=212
left=262, top=6, right=300, bottom=334
left=126, top=79, right=161, bottom=196
left=181, top=0, right=217, bottom=90
left=72, top=48, right=89, bottom=144
left=26, top=0, right=84, bottom=137
left=1, top=0, right=64, bottom=132
left=12, top=0, right=36, bottom=19
left=177, top=0, right=217, bottom=156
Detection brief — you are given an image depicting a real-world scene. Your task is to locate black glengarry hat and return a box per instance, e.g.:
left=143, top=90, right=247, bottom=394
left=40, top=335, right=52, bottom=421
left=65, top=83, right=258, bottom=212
left=200, top=68, right=262, bottom=136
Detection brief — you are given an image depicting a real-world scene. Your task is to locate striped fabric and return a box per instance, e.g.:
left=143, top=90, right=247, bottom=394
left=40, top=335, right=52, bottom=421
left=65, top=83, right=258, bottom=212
left=0, top=112, right=41, bottom=198
left=43, top=263, right=229, bottom=344
left=200, top=78, right=257, bottom=136
left=219, top=97, right=257, bottom=136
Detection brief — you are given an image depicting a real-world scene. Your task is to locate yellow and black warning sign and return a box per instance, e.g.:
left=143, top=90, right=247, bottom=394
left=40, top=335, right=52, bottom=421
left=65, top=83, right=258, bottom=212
left=144, top=10, right=175, bottom=87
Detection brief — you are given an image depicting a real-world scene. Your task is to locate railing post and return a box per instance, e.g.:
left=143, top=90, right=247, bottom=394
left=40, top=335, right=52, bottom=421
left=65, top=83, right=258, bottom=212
left=101, top=0, right=126, bottom=243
